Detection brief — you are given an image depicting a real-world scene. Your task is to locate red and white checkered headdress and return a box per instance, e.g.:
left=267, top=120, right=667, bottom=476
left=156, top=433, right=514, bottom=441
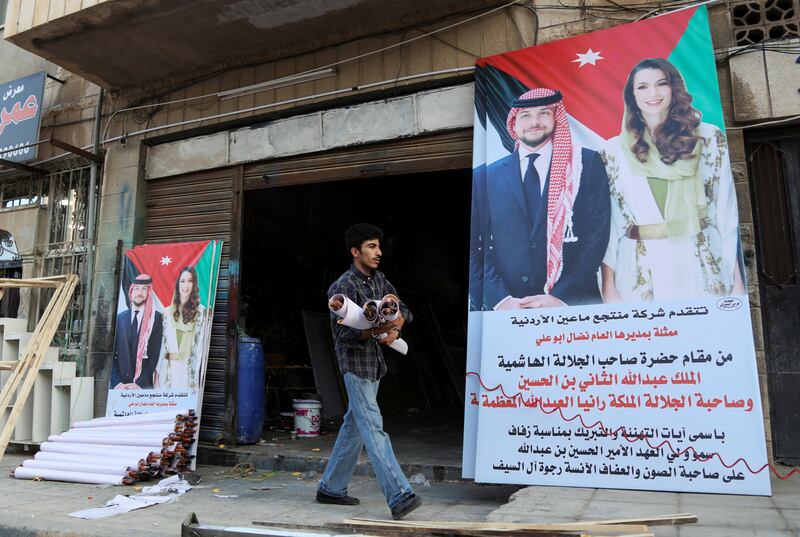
left=506, top=88, right=578, bottom=295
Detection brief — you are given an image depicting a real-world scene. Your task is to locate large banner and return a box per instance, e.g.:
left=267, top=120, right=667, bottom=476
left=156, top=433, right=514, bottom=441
left=106, top=240, right=222, bottom=419
left=464, top=7, right=770, bottom=495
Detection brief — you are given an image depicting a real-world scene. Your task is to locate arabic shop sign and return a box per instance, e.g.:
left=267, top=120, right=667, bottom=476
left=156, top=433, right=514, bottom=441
left=0, top=71, right=45, bottom=163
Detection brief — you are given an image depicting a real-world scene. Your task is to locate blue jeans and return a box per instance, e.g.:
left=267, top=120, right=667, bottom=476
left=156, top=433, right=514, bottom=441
left=318, top=372, right=414, bottom=508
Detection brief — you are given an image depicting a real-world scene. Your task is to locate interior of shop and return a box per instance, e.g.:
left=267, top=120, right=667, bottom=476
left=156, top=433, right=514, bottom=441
left=240, top=169, right=471, bottom=453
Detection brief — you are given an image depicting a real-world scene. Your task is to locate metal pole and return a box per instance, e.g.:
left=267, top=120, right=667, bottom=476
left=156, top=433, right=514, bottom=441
left=79, top=88, right=105, bottom=373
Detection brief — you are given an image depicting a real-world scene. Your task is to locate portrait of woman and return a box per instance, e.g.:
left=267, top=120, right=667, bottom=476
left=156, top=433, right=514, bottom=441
left=601, top=58, right=745, bottom=303
left=155, top=266, right=207, bottom=389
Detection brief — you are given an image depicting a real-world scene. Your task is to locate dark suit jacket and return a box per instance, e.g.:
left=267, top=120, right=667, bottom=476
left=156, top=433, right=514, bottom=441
left=469, top=147, right=610, bottom=310
left=111, top=309, right=163, bottom=389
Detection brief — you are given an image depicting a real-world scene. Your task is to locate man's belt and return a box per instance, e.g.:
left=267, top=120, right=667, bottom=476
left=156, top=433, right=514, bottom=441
left=625, top=218, right=709, bottom=240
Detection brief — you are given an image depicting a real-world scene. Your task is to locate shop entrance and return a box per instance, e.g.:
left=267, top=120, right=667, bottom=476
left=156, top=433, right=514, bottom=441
left=240, top=168, right=471, bottom=466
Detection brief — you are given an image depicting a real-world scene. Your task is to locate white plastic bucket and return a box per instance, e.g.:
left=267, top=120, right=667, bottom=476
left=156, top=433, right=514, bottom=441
left=293, top=399, right=322, bottom=437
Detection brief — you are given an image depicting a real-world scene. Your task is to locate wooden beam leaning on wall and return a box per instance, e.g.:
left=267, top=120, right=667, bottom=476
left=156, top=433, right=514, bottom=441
left=0, top=275, right=79, bottom=462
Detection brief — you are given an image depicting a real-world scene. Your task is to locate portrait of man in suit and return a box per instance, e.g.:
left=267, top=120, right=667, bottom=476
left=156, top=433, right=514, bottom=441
left=470, top=88, right=611, bottom=311
left=110, top=274, right=163, bottom=389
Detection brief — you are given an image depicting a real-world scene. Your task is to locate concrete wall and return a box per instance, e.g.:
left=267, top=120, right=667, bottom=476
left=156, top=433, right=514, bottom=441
left=147, top=84, right=474, bottom=179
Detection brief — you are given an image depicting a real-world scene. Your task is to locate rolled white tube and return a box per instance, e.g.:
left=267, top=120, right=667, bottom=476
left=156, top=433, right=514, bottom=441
left=13, top=466, right=128, bottom=485
left=329, top=294, right=373, bottom=330
left=48, top=434, right=169, bottom=447
left=379, top=294, right=401, bottom=322
left=62, top=424, right=179, bottom=434
left=40, top=442, right=159, bottom=456
left=23, top=460, right=132, bottom=476
left=388, top=338, right=409, bottom=355
left=34, top=451, right=151, bottom=466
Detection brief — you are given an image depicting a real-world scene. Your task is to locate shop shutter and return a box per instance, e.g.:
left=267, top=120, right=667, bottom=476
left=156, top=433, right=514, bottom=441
left=242, top=129, right=473, bottom=189
left=144, top=167, right=235, bottom=443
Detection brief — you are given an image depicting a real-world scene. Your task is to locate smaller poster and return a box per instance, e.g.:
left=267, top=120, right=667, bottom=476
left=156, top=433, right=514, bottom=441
left=106, top=240, right=222, bottom=418
left=0, top=71, right=45, bottom=163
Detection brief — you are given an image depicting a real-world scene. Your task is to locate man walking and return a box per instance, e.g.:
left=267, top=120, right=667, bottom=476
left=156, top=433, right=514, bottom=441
left=470, top=88, right=611, bottom=310
left=316, top=223, right=422, bottom=520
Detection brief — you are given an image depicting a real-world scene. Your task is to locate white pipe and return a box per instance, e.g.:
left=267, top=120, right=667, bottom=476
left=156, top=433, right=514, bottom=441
left=23, top=460, right=131, bottom=476
left=49, top=434, right=170, bottom=447
left=34, top=451, right=151, bottom=466
left=62, top=423, right=180, bottom=433
left=13, top=467, right=129, bottom=485
left=40, top=442, right=159, bottom=456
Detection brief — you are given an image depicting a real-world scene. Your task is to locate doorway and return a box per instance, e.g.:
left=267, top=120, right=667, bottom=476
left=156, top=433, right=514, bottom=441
left=746, top=128, right=800, bottom=464
left=240, top=169, right=472, bottom=453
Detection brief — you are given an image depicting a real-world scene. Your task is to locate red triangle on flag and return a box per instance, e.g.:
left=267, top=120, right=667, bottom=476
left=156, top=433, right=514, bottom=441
left=126, top=241, right=209, bottom=307
left=477, top=8, right=696, bottom=139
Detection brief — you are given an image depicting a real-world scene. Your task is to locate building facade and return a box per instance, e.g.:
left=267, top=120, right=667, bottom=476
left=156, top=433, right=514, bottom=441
left=2, top=0, right=798, bottom=461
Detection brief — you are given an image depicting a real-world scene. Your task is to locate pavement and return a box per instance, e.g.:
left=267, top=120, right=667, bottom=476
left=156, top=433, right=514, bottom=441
left=0, top=452, right=519, bottom=537
left=1, top=435, right=800, bottom=537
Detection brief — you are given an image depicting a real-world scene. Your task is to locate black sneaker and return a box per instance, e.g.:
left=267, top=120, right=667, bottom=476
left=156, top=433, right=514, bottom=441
left=391, top=494, right=422, bottom=520
left=316, top=490, right=360, bottom=505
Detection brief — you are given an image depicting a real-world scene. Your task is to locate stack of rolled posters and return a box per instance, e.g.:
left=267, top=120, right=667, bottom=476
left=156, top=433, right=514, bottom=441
left=329, top=293, right=408, bottom=354
left=11, top=409, right=198, bottom=485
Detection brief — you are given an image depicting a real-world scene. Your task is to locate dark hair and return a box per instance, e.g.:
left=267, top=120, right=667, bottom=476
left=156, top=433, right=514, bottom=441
left=172, top=266, right=200, bottom=323
left=345, top=223, right=383, bottom=255
left=623, top=58, right=701, bottom=165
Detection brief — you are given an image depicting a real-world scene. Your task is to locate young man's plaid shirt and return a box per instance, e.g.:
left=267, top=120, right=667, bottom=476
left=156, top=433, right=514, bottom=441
left=328, top=265, right=412, bottom=381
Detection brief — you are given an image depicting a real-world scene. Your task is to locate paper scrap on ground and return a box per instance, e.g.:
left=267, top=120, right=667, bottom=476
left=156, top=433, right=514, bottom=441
left=67, top=476, right=192, bottom=519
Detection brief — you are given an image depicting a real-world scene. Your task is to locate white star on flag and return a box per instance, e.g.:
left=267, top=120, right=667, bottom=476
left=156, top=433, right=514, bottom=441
left=160, top=256, right=172, bottom=266
left=572, top=48, right=604, bottom=67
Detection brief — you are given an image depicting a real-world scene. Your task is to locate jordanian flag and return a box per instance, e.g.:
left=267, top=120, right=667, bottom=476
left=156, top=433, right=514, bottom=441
left=475, top=6, right=721, bottom=161
left=118, top=240, right=223, bottom=314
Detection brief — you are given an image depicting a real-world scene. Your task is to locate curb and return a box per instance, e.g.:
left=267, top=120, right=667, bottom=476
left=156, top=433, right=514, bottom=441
left=197, top=445, right=466, bottom=483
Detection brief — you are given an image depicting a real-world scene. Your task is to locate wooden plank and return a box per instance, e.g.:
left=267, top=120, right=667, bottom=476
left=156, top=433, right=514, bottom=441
left=4, top=0, right=22, bottom=37
left=32, top=0, right=51, bottom=27
left=64, top=0, right=82, bottom=16
left=342, top=520, right=650, bottom=533
left=0, top=277, right=66, bottom=288
left=49, top=0, right=66, bottom=19
left=585, top=515, right=697, bottom=527
left=322, top=522, right=577, bottom=537
left=0, top=279, right=66, bottom=414
left=0, top=276, right=78, bottom=461
left=15, top=0, right=36, bottom=33
left=252, top=521, right=596, bottom=537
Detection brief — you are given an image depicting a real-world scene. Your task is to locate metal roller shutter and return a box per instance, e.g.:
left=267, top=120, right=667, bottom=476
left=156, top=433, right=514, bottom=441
left=242, top=129, right=473, bottom=189
left=144, top=167, right=236, bottom=443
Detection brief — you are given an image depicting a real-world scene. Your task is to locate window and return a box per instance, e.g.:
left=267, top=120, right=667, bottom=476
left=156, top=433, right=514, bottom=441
left=731, top=0, right=799, bottom=45
left=0, top=177, right=45, bottom=209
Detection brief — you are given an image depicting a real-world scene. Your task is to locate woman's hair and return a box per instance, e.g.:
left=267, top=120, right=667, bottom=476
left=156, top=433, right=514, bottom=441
left=623, top=58, right=701, bottom=165
left=172, top=266, right=200, bottom=323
